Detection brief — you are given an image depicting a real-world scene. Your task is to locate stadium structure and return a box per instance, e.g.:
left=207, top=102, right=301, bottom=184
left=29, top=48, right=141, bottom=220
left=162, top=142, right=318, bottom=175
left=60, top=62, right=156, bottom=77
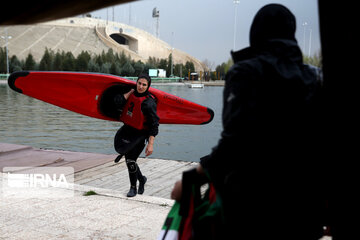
left=1, top=17, right=205, bottom=72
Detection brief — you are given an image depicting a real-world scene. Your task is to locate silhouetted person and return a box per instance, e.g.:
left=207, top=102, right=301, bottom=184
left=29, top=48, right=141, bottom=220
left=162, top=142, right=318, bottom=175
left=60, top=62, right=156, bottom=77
left=172, top=4, right=324, bottom=239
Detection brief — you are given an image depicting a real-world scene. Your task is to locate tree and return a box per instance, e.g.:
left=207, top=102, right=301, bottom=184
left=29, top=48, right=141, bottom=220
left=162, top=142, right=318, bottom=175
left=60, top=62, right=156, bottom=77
left=121, top=61, right=135, bottom=76
left=24, top=53, right=36, bottom=70
left=167, top=53, right=173, bottom=77
left=110, top=61, right=122, bottom=75
left=87, top=59, right=100, bottom=72
left=53, top=51, right=63, bottom=71
left=215, top=58, right=233, bottom=80
left=174, top=63, right=183, bottom=77
left=202, top=59, right=215, bottom=71
left=76, top=51, right=91, bottom=71
left=10, top=55, right=22, bottom=72
left=303, top=51, right=322, bottom=68
left=147, top=56, right=159, bottom=69
left=158, top=58, right=167, bottom=71
left=118, top=51, right=128, bottom=66
left=105, top=48, right=115, bottom=63
left=184, top=61, right=195, bottom=77
left=62, top=52, right=75, bottom=71
left=0, top=47, right=6, bottom=73
left=100, top=62, right=111, bottom=73
left=39, top=48, right=53, bottom=70
left=133, top=60, right=145, bottom=76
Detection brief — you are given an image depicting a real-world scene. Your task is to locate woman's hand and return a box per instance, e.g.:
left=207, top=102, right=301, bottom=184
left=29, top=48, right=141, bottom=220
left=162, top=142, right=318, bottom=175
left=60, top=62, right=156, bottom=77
left=145, top=136, right=155, bottom=156
left=123, top=89, right=134, bottom=100
left=170, top=164, right=205, bottom=201
left=145, top=143, right=153, bottom=156
left=171, top=180, right=182, bottom=201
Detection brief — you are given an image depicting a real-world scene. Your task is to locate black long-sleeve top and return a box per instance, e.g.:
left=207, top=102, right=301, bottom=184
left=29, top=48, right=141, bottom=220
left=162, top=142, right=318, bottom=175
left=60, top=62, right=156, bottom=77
left=114, top=92, right=159, bottom=137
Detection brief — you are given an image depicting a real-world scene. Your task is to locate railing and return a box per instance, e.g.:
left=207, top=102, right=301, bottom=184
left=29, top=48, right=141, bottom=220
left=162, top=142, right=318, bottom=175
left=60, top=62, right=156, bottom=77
left=0, top=74, right=10, bottom=80
left=0, top=73, right=183, bottom=83
left=124, top=77, right=182, bottom=83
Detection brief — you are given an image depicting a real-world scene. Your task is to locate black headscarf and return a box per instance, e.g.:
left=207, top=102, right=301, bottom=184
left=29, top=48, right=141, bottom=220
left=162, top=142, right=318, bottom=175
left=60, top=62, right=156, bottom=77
left=249, top=4, right=296, bottom=48
left=134, top=74, right=152, bottom=97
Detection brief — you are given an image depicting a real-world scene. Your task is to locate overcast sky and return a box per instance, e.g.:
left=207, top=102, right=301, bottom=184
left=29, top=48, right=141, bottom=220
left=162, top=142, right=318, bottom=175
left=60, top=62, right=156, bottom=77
left=90, top=0, right=320, bottom=68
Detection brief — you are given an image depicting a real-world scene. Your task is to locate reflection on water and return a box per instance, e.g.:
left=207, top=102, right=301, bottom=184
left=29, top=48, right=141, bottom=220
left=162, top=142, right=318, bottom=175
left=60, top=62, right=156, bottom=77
left=0, top=83, right=223, bottom=162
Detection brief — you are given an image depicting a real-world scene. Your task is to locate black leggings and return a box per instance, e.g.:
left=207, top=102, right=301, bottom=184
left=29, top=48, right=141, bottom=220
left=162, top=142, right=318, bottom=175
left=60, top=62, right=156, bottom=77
left=125, top=139, right=146, bottom=187
left=114, top=125, right=147, bottom=187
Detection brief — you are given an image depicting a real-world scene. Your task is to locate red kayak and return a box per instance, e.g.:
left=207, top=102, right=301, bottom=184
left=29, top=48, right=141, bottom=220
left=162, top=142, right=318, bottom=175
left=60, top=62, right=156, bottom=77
left=8, top=71, right=214, bottom=125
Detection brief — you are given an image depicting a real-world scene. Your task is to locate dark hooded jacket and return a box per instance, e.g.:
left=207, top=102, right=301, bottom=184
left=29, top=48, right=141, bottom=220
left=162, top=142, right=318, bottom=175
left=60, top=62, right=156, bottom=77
left=200, top=4, right=323, bottom=239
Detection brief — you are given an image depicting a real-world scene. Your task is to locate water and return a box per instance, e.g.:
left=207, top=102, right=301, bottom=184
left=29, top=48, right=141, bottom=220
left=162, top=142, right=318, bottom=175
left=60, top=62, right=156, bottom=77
left=0, top=83, right=223, bottom=162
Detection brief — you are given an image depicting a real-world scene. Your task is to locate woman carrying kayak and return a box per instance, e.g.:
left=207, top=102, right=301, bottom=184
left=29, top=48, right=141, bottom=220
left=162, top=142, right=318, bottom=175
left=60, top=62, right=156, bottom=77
left=113, top=74, right=159, bottom=197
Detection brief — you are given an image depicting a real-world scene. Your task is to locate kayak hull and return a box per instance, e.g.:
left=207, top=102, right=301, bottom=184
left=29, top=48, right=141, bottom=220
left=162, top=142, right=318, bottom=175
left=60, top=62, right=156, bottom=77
left=8, top=71, right=214, bottom=125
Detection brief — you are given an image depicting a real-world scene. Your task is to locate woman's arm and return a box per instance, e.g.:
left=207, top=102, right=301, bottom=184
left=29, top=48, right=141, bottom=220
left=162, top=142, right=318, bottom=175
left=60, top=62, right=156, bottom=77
left=145, top=135, right=155, bottom=156
left=114, top=89, right=134, bottom=110
left=142, top=97, right=159, bottom=137
left=142, top=97, right=159, bottom=157
left=123, top=89, right=134, bottom=100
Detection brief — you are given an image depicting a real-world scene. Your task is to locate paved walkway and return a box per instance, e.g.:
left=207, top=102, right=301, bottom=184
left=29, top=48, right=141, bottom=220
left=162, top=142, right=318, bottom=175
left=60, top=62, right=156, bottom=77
left=0, top=174, right=173, bottom=239
left=0, top=143, right=195, bottom=239
left=0, top=143, right=197, bottom=199
left=75, top=157, right=197, bottom=199
left=0, top=143, right=332, bottom=239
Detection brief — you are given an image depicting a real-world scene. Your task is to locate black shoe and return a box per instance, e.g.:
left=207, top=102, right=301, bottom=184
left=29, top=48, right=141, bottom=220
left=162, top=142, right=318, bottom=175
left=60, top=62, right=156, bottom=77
left=127, top=186, right=137, bottom=197
left=138, top=176, right=147, bottom=195
left=114, top=154, right=123, bottom=163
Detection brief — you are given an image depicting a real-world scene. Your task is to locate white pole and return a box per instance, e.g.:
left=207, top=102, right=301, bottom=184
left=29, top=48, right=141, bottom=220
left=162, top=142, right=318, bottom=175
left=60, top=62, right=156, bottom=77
left=302, top=22, right=308, bottom=55
left=171, top=32, right=174, bottom=77
left=308, top=28, right=312, bottom=57
left=233, top=0, right=240, bottom=50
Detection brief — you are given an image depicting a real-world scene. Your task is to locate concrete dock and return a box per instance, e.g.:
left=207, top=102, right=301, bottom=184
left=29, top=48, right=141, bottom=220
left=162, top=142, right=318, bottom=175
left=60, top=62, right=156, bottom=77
left=0, top=143, right=332, bottom=240
left=0, top=143, right=197, bottom=239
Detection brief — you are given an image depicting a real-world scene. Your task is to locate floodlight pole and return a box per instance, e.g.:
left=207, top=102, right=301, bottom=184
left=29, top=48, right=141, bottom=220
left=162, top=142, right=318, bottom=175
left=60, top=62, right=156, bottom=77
left=302, top=22, right=308, bottom=55
left=233, top=0, right=240, bottom=50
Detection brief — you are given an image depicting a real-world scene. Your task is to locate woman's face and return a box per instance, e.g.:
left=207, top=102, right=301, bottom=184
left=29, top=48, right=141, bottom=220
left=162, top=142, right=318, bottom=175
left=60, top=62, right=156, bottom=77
left=136, top=78, right=149, bottom=94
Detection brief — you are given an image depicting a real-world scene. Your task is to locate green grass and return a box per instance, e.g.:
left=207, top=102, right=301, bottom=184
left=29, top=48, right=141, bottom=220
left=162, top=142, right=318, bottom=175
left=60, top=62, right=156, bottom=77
left=83, top=190, right=98, bottom=196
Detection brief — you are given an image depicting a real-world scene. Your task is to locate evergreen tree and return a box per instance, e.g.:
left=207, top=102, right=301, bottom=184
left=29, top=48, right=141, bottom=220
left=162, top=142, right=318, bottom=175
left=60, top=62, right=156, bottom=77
left=119, top=51, right=128, bottom=66
left=39, top=48, right=53, bottom=70
left=53, top=51, right=63, bottom=71
left=100, top=62, right=111, bottom=73
left=62, top=52, right=75, bottom=71
left=100, top=50, right=107, bottom=65
left=93, top=54, right=102, bottom=67
left=121, top=61, right=135, bottom=76
left=0, top=47, right=6, bottom=73
left=110, top=61, right=122, bottom=75
left=183, top=61, right=195, bottom=78
left=105, top=48, right=115, bottom=63
left=24, top=53, right=36, bottom=70
left=158, top=59, right=167, bottom=71
left=88, top=59, right=100, bottom=72
left=167, top=53, right=173, bottom=77
left=10, top=55, right=22, bottom=72
left=147, top=56, right=159, bottom=68
left=133, top=60, right=145, bottom=76
left=76, top=51, right=91, bottom=71
left=174, top=63, right=183, bottom=77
